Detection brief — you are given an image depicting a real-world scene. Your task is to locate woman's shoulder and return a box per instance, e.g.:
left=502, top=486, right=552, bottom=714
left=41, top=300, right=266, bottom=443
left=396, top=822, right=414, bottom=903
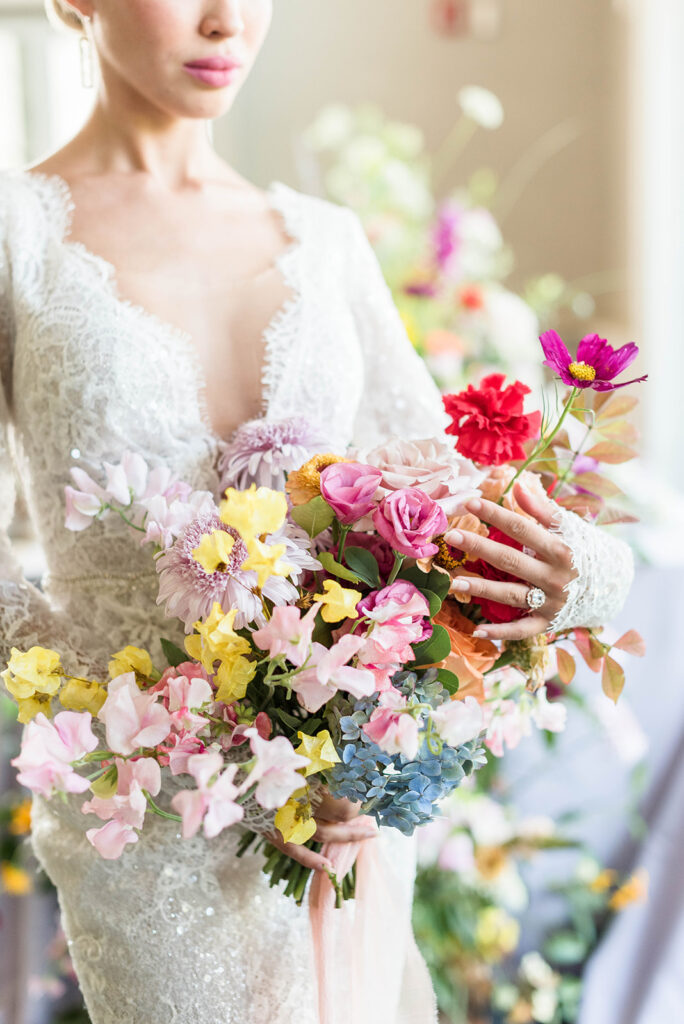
left=0, top=166, right=72, bottom=246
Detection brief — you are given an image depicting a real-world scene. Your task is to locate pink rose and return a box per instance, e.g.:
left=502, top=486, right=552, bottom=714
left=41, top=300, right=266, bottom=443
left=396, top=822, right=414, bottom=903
left=372, top=488, right=448, bottom=559
left=352, top=437, right=485, bottom=516
left=319, top=462, right=383, bottom=525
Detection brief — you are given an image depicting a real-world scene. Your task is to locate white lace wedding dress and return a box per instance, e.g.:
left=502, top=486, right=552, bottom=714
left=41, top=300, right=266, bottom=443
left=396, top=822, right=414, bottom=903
left=0, top=168, right=633, bottom=1024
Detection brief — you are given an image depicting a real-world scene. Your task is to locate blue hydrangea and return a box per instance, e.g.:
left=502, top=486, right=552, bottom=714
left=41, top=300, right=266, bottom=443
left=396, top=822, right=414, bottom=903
left=327, top=671, right=487, bottom=836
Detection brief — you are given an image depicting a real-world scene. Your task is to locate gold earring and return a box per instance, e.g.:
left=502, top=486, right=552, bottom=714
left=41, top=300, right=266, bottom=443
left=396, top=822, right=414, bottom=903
left=79, top=16, right=94, bottom=89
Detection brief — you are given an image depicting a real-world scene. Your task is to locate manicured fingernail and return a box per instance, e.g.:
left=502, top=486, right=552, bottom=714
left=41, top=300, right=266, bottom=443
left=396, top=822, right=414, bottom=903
left=466, top=498, right=482, bottom=512
left=445, top=530, right=464, bottom=545
left=450, top=578, right=470, bottom=592
left=473, top=629, right=488, bottom=638
left=360, top=829, right=378, bottom=838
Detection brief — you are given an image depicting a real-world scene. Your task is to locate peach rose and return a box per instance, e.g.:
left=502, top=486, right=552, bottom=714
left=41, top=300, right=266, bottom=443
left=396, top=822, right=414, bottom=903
left=434, top=602, right=499, bottom=702
left=480, top=466, right=548, bottom=517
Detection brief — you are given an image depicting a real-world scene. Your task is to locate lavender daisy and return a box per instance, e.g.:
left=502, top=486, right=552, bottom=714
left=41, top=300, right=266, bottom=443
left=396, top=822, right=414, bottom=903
left=156, top=509, right=299, bottom=632
left=218, top=416, right=339, bottom=492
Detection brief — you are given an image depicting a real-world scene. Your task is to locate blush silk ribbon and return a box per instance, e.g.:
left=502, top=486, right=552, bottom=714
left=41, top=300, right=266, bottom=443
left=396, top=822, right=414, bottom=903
left=308, top=832, right=438, bottom=1024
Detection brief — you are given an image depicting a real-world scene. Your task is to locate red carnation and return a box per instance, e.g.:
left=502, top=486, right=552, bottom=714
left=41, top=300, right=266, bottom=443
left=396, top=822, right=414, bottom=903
left=447, top=527, right=525, bottom=624
left=442, top=373, right=542, bottom=466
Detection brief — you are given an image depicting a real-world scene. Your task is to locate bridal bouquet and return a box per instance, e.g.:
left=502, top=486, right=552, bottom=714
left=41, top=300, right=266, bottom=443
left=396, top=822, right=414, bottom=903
left=3, top=333, right=645, bottom=906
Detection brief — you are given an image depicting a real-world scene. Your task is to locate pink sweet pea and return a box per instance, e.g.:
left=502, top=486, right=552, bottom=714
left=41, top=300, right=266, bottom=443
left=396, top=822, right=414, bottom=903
left=82, top=756, right=161, bottom=859
left=540, top=331, right=648, bottom=391
left=319, top=462, right=383, bottom=525
left=11, top=711, right=98, bottom=798
left=372, top=488, right=447, bottom=559
left=97, top=673, right=172, bottom=755
left=291, top=635, right=377, bottom=713
left=164, top=673, right=214, bottom=735
left=170, top=750, right=244, bottom=839
left=431, top=696, right=484, bottom=747
left=363, top=688, right=420, bottom=760
left=64, top=467, right=107, bottom=531
left=240, top=730, right=310, bottom=809
left=358, top=581, right=431, bottom=626
left=251, top=604, right=319, bottom=667
left=157, top=731, right=206, bottom=774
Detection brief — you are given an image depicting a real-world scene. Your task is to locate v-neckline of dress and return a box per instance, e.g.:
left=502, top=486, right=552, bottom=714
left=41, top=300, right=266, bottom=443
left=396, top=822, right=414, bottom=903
left=11, top=168, right=305, bottom=449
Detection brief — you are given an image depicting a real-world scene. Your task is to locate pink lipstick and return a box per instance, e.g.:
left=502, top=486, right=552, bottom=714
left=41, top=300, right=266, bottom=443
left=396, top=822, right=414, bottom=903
left=184, top=56, right=243, bottom=88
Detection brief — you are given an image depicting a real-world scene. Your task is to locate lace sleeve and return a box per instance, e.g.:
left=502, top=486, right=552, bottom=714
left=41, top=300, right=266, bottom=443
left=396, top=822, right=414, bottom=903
left=548, top=505, right=635, bottom=632
left=0, top=211, right=95, bottom=687
left=344, top=208, right=451, bottom=447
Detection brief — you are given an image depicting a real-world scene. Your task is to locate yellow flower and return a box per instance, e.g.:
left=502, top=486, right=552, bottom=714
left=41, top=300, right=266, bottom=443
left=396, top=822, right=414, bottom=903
left=219, top=484, right=288, bottom=541
left=609, top=868, right=648, bottom=911
left=275, top=789, right=317, bottom=845
left=192, top=529, right=236, bottom=574
left=1, top=646, right=63, bottom=701
left=15, top=694, right=52, bottom=723
left=589, top=868, right=617, bottom=893
left=285, top=454, right=349, bottom=506
left=295, top=730, right=341, bottom=777
left=215, top=654, right=257, bottom=705
left=475, top=906, right=520, bottom=962
left=242, top=537, right=293, bottom=590
left=313, top=579, right=362, bottom=623
left=399, top=307, right=420, bottom=348
left=108, top=645, right=154, bottom=682
left=475, top=845, right=509, bottom=882
left=9, top=799, right=32, bottom=836
left=60, top=677, right=108, bottom=715
left=186, top=603, right=252, bottom=674
left=1, top=861, right=33, bottom=896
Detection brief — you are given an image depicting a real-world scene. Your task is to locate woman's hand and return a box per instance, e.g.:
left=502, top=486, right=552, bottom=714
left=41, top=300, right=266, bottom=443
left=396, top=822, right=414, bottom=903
left=265, top=790, right=378, bottom=873
left=444, top=483, right=577, bottom=642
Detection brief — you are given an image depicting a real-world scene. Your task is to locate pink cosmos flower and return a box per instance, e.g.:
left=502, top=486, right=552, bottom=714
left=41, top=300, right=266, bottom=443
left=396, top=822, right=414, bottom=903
left=319, top=462, right=383, bottom=525
left=218, top=416, right=339, bottom=491
left=11, top=711, right=98, bottom=798
left=291, top=635, right=377, bottom=713
left=251, top=604, right=319, bottom=667
left=240, top=730, right=311, bottom=809
left=540, top=331, right=648, bottom=391
left=372, top=488, right=448, bottom=559
left=97, top=673, right=172, bottom=756
left=170, top=750, right=244, bottom=839
left=362, top=688, right=420, bottom=760
left=431, top=696, right=484, bottom=747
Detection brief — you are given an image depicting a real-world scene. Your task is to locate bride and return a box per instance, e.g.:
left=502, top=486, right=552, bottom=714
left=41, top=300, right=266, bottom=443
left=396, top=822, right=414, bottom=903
left=0, top=1, right=634, bottom=1022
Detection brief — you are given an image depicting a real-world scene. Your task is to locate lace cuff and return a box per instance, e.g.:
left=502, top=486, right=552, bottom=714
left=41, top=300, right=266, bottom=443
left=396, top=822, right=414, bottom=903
left=548, top=505, right=635, bottom=633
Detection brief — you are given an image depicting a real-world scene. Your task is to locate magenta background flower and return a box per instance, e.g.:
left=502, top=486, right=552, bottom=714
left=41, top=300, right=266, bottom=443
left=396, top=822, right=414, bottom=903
left=218, top=416, right=339, bottom=491
left=11, top=711, right=98, bottom=798
left=540, top=330, right=648, bottom=391
left=319, top=462, right=383, bottom=525
left=372, top=488, right=448, bottom=559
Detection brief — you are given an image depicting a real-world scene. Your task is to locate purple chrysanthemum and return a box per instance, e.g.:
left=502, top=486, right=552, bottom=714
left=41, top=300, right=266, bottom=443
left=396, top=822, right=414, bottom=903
left=540, top=331, right=648, bottom=392
left=155, top=509, right=298, bottom=632
left=218, top=416, right=340, bottom=492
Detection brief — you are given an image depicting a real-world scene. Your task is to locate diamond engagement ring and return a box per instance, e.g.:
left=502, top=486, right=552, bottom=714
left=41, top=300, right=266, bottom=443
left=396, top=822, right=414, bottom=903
left=526, top=586, right=546, bottom=611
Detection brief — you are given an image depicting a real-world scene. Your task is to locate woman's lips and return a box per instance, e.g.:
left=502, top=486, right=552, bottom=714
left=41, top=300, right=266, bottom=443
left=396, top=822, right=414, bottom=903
left=184, top=65, right=241, bottom=88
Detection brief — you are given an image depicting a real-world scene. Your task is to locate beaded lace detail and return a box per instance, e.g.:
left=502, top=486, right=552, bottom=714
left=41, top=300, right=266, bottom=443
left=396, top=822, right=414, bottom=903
left=0, top=168, right=631, bottom=1024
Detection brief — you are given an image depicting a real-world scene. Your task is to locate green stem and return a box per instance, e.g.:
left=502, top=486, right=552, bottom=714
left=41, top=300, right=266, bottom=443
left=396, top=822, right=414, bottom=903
left=501, top=387, right=579, bottom=502
left=337, top=524, right=351, bottom=565
left=387, top=553, right=406, bottom=585
left=144, top=791, right=182, bottom=822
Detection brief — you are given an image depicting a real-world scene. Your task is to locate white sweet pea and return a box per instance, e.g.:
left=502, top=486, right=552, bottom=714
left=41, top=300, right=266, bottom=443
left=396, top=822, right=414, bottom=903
left=432, top=696, right=484, bottom=748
